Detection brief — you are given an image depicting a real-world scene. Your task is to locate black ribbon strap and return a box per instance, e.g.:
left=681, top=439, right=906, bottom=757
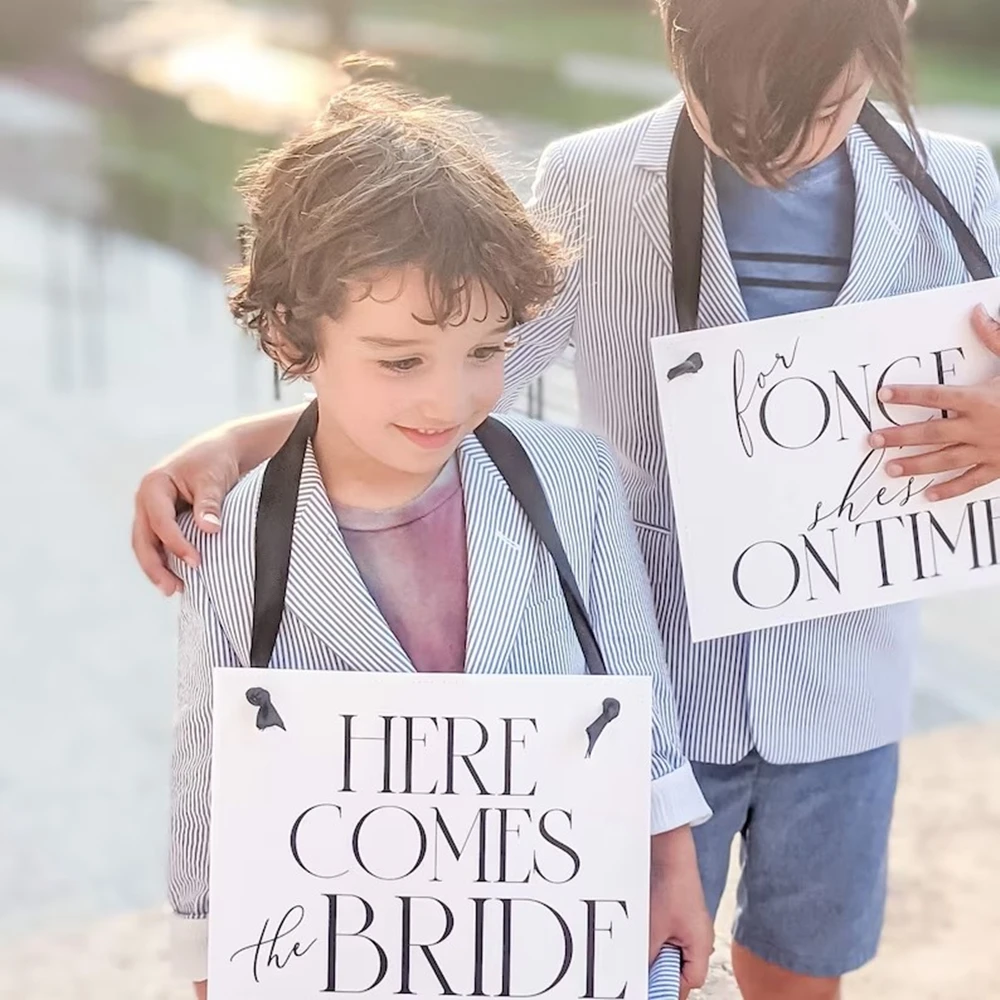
left=667, top=100, right=994, bottom=336
left=250, top=401, right=319, bottom=669
left=667, top=106, right=707, bottom=334
left=857, top=103, right=995, bottom=282
left=249, top=406, right=616, bottom=749
left=474, top=417, right=608, bottom=677
left=250, top=404, right=608, bottom=678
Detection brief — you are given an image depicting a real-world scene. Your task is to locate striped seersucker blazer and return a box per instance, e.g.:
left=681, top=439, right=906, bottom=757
left=500, top=96, right=1000, bottom=767
left=168, top=414, right=710, bottom=988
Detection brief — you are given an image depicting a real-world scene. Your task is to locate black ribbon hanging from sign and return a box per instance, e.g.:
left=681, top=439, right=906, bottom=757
left=248, top=402, right=622, bottom=754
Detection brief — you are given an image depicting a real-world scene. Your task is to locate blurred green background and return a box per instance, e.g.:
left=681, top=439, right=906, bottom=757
left=2, top=0, right=999, bottom=266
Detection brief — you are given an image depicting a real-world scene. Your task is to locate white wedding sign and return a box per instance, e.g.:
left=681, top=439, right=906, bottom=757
left=651, top=279, right=1000, bottom=642
left=208, top=669, right=652, bottom=999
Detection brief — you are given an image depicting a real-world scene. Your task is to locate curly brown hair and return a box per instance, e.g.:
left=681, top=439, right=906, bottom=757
left=229, top=62, right=569, bottom=377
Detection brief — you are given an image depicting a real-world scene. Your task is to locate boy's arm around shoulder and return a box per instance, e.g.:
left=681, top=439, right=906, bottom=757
left=167, top=522, right=243, bottom=984
left=498, top=140, right=583, bottom=411
left=584, top=436, right=711, bottom=833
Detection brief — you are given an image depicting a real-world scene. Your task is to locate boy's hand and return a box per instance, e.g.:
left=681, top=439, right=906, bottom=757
left=648, top=827, right=713, bottom=996
left=132, top=434, right=239, bottom=595
left=193, top=981, right=207, bottom=1000
left=872, top=305, right=1000, bottom=500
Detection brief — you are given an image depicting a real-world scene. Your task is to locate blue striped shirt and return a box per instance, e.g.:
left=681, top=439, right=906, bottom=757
left=712, top=146, right=856, bottom=320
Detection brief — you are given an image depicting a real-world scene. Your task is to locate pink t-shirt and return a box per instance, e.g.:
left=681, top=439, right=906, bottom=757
left=332, top=459, right=468, bottom=673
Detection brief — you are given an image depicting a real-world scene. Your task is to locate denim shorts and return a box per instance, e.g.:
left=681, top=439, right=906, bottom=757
left=691, top=744, right=899, bottom=979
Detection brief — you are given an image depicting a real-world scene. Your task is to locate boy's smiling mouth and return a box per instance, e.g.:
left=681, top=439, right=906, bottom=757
left=394, top=424, right=462, bottom=449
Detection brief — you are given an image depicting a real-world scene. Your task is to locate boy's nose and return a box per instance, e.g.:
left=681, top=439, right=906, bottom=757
left=419, top=371, right=473, bottom=423
left=414, top=402, right=465, bottom=428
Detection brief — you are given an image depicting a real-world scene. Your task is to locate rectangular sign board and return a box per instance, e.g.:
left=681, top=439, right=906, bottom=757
left=651, top=279, right=1000, bottom=641
left=208, top=669, right=654, bottom=999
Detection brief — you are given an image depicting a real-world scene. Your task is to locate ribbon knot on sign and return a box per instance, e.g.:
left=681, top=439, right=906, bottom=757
left=667, top=352, right=704, bottom=381
left=246, top=687, right=286, bottom=731
left=585, top=698, right=621, bottom=757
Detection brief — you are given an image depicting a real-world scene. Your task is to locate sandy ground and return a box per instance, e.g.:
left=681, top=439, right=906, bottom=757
left=0, top=722, right=995, bottom=1000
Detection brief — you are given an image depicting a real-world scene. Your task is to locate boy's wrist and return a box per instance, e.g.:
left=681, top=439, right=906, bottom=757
left=224, top=405, right=308, bottom=478
left=650, top=825, right=698, bottom=883
left=223, top=421, right=252, bottom=478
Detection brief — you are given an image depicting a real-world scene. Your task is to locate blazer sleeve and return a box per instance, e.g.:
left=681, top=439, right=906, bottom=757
left=497, top=140, right=582, bottom=411
left=971, top=143, right=1000, bottom=272
left=587, top=439, right=711, bottom=834
left=168, top=565, right=242, bottom=983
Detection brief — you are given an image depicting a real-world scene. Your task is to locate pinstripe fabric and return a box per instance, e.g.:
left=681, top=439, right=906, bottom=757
left=501, top=96, right=1000, bottom=767
left=168, top=415, right=708, bottom=991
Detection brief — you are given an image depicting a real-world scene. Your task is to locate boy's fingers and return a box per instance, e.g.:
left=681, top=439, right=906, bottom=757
left=681, top=965, right=709, bottom=992
left=870, top=415, right=970, bottom=450
left=884, top=444, right=978, bottom=479
left=972, top=303, right=1000, bottom=356
left=682, top=943, right=711, bottom=990
left=927, top=463, right=996, bottom=502
left=131, top=510, right=183, bottom=595
left=145, top=488, right=200, bottom=570
left=876, top=383, right=971, bottom=415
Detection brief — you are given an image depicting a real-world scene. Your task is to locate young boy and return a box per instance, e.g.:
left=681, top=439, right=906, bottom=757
left=166, top=77, right=713, bottom=1000
left=139, top=3, right=1000, bottom=998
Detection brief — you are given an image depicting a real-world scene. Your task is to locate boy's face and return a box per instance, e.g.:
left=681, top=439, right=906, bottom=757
left=686, top=60, right=873, bottom=185
left=307, top=267, right=514, bottom=484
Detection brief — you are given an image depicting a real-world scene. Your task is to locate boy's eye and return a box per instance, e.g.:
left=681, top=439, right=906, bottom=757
left=471, top=336, right=520, bottom=363
left=379, top=357, right=422, bottom=373
left=470, top=345, right=507, bottom=363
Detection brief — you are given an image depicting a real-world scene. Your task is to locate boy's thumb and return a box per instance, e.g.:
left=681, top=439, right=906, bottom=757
left=194, top=496, right=223, bottom=532
left=973, top=303, right=1000, bottom=357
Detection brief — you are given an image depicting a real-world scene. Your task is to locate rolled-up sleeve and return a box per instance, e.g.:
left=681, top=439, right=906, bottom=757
left=587, top=439, right=711, bottom=833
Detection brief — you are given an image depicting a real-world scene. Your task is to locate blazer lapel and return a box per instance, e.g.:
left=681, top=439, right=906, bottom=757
left=632, top=99, right=683, bottom=275
left=836, top=124, right=920, bottom=307
left=699, top=163, right=751, bottom=329
left=282, top=445, right=414, bottom=673
left=632, top=175, right=674, bottom=275
left=458, top=434, right=538, bottom=677
left=632, top=97, right=748, bottom=331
